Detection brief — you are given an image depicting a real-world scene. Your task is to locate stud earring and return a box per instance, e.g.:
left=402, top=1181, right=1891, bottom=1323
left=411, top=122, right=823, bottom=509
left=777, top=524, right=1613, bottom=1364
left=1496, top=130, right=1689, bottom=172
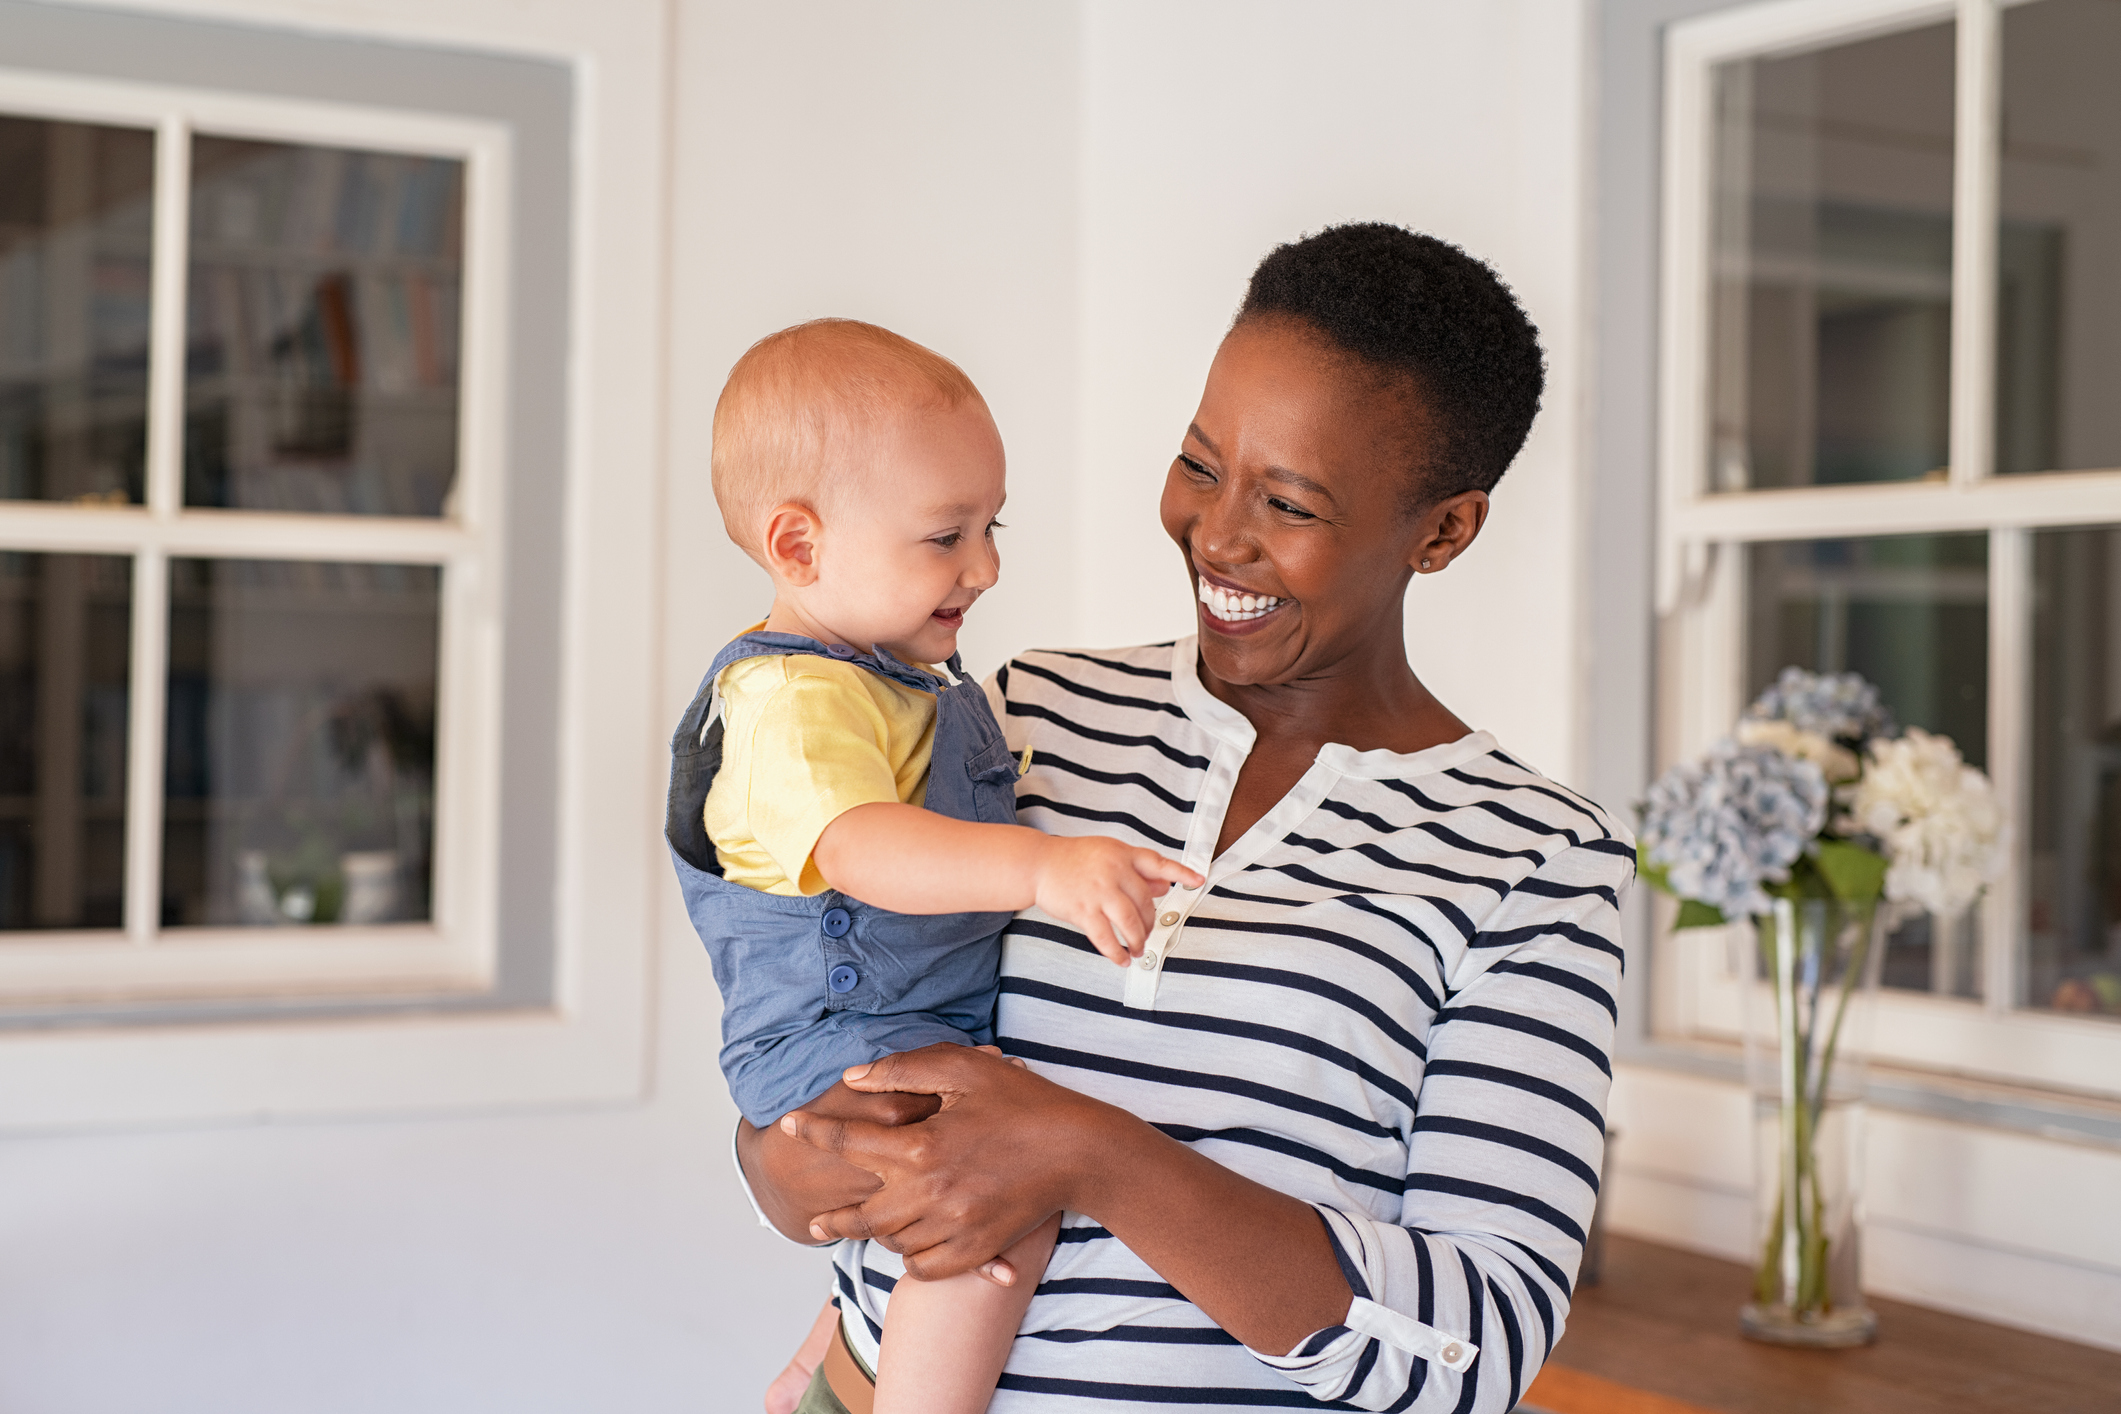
left=1421, top=559, right=1432, bottom=570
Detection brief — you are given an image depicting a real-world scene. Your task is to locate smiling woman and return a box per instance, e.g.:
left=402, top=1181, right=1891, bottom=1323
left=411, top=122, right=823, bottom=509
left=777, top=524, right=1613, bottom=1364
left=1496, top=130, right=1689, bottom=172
left=735, top=226, right=1633, bottom=1413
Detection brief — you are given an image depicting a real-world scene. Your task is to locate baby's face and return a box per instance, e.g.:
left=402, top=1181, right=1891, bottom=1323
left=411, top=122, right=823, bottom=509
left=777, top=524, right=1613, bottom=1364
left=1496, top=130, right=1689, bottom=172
left=813, top=398, right=1006, bottom=665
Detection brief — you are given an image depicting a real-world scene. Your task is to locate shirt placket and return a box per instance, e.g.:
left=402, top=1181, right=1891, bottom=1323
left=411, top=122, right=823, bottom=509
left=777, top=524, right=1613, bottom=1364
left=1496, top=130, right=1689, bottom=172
left=1121, top=740, right=1239, bottom=1010
left=1123, top=749, right=1346, bottom=1011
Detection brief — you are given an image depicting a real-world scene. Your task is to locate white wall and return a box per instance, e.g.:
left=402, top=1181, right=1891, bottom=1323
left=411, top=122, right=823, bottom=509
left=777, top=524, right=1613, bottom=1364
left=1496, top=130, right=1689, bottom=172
left=0, top=3, right=1638, bottom=1411
left=1073, top=0, right=1592, bottom=786
left=664, top=0, right=1083, bottom=699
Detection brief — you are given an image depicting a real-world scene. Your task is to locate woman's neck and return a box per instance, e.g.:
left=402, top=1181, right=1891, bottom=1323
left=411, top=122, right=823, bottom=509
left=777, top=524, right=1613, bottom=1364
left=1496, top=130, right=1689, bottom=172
left=1199, top=638, right=1471, bottom=759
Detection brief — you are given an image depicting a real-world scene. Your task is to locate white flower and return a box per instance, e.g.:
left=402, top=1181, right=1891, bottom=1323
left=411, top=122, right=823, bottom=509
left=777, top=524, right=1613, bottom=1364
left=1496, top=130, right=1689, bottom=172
left=1843, top=728, right=2006, bottom=919
left=1641, top=740, right=1830, bottom=919
left=1735, top=718, right=1862, bottom=784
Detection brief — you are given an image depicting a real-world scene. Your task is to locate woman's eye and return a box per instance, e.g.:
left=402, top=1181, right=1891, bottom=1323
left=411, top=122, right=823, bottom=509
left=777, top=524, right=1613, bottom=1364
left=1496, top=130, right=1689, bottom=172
left=1268, top=497, right=1317, bottom=520
left=1178, top=454, right=1216, bottom=481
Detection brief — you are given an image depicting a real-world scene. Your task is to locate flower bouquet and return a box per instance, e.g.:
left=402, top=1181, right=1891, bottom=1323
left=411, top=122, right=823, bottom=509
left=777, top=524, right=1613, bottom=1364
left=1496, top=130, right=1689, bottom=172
left=1638, top=668, right=2006, bottom=1347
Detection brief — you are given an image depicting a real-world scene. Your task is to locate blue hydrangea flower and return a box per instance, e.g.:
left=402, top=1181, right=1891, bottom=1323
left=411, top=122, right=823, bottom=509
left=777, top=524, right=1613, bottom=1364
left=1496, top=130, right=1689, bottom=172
left=1745, top=667, right=1896, bottom=744
left=1640, top=739, right=1830, bottom=919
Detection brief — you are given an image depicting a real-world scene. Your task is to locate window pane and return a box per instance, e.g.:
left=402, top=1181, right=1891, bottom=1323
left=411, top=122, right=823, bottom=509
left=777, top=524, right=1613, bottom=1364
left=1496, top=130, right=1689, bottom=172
left=185, top=138, right=464, bottom=517
left=0, top=115, right=155, bottom=505
left=1997, top=0, right=2121, bottom=476
left=1708, top=23, right=1956, bottom=491
left=0, top=553, right=132, bottom=930
left=1746, top=533, right=1989, bottom=997
left=163, top=559, right=438, bottom=927
left=2028, top=527, right=2121, bottom=1020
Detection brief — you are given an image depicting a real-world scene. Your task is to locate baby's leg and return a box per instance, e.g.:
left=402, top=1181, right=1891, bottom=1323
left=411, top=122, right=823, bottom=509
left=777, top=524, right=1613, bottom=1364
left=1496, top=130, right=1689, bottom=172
left=873, top=1213, right=1061, bottom=1414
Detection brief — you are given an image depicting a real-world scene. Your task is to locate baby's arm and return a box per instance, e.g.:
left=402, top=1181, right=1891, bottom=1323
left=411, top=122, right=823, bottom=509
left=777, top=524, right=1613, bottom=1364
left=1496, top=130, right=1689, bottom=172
left=812, top=803, right=1200, bottom=964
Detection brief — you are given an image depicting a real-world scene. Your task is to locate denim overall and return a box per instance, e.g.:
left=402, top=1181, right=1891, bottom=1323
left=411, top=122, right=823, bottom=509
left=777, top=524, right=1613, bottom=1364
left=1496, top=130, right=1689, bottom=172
left=666, top=630, right=1020, bottom=1127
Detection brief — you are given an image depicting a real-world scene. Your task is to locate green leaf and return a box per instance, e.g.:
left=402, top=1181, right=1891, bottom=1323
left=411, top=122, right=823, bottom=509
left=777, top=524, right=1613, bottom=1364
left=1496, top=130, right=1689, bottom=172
left=1639, top=843, right=1732, bottom=927
left=1636, top=842, right=1674, bottom=896
left=1812, top=839, right=1889, bottom=907
left=1675, top=898, right=1729, bottom=929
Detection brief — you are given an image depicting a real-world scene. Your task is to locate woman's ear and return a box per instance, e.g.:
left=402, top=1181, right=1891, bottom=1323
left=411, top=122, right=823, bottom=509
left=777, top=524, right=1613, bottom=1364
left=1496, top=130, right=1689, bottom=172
left=1410, top=489, right=1489, bottom=575
left=762, top=502, right=824, bottom=586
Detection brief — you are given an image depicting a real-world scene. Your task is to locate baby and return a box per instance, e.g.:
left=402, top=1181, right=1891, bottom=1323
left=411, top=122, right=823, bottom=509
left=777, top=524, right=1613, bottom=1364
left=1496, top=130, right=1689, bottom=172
left=666, top=319, right=1199, bottom=1413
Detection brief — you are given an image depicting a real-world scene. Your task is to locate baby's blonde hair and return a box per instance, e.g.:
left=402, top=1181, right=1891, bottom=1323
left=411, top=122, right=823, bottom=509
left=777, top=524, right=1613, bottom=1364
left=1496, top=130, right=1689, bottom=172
left=711, top=319, right=981, bottom=559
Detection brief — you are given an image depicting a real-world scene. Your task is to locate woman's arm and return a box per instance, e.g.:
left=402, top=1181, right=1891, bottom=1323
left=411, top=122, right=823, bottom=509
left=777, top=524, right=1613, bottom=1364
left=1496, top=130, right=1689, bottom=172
left=792, top=841, right=1632, bottom=1411
left=782, top=1044, right=1353, bottom=1354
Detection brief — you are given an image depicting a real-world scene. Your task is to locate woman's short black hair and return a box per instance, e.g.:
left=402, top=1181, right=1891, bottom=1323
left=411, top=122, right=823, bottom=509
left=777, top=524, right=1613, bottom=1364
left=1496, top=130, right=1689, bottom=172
left=1237, top=222, right=1544, bottom=505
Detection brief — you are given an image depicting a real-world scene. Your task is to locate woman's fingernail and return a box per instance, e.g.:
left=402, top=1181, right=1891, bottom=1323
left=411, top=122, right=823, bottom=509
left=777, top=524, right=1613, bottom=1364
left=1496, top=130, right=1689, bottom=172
left=780, top=1115, right=799, bottom=1134
left=810, top=1223, right=829, bottom=1241
left=843, top=1063, right=871, bottom=1081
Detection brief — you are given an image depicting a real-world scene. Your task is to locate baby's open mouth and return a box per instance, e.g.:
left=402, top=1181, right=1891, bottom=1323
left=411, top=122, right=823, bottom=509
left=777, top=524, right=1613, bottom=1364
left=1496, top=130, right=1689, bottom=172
left=1196, top=577, right=1287, bottom=623
left=931, top=606, right=966, bottom=627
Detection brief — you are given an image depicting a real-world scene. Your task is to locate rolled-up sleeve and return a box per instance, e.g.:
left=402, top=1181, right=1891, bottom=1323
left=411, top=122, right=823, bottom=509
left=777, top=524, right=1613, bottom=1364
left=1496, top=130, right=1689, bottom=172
left=1249, top=840, right=1632, bottom=1411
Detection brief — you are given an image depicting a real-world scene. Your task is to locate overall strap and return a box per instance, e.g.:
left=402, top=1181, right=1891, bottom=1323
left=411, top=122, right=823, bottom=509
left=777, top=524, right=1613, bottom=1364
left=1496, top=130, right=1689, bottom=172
left=705, top=629, right=954, bottom=697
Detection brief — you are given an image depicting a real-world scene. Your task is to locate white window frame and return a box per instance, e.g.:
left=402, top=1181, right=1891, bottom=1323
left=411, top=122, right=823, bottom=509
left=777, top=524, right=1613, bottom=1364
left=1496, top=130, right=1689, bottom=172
left=1655, top=0, right=2121, bottom=1098
left=0, top=68, right=510, bottom=1003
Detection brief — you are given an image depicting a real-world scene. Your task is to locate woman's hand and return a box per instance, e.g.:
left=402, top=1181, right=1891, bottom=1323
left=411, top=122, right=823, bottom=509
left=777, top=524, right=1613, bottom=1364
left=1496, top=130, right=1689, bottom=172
left=781, top=1044, right=1111, bottom=1279
left=737, top=1081, right=942, bottom=1244
left=785, top=1042, right=1354, bottom=1354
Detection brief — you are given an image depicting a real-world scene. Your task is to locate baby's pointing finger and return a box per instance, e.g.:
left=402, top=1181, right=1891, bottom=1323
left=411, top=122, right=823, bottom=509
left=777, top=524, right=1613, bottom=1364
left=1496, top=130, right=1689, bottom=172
left=1109, top=899, right=1148, bottom=951
left=1083, top=918, right=1129, bottom=966
left=1137, top=853, right=1203, bottom=888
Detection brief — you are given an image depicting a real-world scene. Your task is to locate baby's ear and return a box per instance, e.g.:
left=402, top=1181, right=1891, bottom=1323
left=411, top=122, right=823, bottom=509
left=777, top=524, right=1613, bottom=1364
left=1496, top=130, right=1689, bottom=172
left=761, top=502, right=823, bottom=584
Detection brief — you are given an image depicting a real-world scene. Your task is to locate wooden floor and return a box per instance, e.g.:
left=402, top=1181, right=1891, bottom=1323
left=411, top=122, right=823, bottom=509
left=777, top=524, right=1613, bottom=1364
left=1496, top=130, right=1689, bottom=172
left=1522, top=1236, right=2121, bottom=1414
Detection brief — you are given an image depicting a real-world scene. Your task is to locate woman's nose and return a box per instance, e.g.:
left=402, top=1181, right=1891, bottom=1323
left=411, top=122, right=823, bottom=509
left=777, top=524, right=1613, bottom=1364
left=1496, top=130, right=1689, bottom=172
left=1193, top=487, right=1250, bottom=564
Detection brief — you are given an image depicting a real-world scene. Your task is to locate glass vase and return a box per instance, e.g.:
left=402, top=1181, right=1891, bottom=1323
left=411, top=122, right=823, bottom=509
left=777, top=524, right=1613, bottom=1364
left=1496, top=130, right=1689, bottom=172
left=1740, top=896, right=1885, bottom=1347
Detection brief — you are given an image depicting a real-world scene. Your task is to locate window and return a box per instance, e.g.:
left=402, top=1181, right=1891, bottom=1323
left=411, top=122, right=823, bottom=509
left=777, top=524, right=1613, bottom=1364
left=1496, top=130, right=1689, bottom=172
left=0, top=71, right=509, bottom=1006
left=1657, top=0, right=2121, bottom=1095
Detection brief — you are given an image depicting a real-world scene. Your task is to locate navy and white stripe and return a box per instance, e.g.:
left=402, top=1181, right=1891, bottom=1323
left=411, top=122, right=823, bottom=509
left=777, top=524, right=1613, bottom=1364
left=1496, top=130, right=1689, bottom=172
left=832, top=639, right=1633, bottom=1411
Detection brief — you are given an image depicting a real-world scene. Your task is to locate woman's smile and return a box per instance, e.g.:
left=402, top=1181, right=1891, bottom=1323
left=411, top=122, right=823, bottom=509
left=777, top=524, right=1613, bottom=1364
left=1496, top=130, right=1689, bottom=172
left=1194, top=568, right=1291, bottom=632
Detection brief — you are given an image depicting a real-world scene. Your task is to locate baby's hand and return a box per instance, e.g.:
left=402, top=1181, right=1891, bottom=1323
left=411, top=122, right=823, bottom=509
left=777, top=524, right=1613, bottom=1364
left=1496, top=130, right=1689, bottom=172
left=1031, top=836, right=1204, bottom=966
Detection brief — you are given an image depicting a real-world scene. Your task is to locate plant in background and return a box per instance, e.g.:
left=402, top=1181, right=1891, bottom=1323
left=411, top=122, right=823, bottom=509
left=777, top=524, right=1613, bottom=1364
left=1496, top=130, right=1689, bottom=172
left=1640, top=668, right=1899, bottom=930
left=1637, top=668, right=2006, bottom=1345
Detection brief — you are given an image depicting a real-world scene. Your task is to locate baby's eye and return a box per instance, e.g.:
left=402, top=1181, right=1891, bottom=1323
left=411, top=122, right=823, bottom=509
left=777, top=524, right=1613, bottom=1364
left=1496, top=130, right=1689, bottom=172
left=931, top=531, right=964, bottom=550
left=986, top=519, right=1007, bottom=536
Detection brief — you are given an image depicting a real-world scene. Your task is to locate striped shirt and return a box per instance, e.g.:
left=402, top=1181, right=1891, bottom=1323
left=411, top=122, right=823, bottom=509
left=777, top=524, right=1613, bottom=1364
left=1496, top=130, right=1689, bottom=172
left=826, top=638, right=1634, bottom=1411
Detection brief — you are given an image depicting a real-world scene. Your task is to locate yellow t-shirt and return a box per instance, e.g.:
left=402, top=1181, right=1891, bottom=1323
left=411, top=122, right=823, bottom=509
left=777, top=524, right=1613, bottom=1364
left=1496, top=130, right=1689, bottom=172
left=704, top=651, right=938, bottom=896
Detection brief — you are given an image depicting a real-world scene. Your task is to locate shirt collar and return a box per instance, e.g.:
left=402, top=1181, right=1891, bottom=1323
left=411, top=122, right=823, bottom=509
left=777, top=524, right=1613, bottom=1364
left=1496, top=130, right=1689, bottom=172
left=1168, top=636, right=1498, bottom=779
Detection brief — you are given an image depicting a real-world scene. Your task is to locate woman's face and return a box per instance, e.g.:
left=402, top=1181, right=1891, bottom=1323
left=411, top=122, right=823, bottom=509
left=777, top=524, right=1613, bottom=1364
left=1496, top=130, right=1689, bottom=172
left=1160, top=315, right=1483, bottom=690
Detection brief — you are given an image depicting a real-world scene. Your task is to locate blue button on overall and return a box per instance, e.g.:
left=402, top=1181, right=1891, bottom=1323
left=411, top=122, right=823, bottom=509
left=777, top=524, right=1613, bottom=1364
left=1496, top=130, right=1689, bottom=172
left=821, top=907, right=852, bottom=938
left=825, top=643, right=856, bottom=658
left=828, top=965, right=859, bottom=994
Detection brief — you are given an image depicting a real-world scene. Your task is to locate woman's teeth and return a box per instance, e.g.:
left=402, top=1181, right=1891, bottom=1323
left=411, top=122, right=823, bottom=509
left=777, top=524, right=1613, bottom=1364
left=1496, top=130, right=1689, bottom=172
left=1197, top=579, right=1285, bottom=622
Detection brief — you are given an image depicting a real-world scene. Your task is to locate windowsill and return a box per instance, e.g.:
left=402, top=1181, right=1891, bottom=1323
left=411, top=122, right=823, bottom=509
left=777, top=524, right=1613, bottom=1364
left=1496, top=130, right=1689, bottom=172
left=1529, top=1234, right=2121, bottom=1413
left=1617, top=1034, right=2121, bottom=1151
